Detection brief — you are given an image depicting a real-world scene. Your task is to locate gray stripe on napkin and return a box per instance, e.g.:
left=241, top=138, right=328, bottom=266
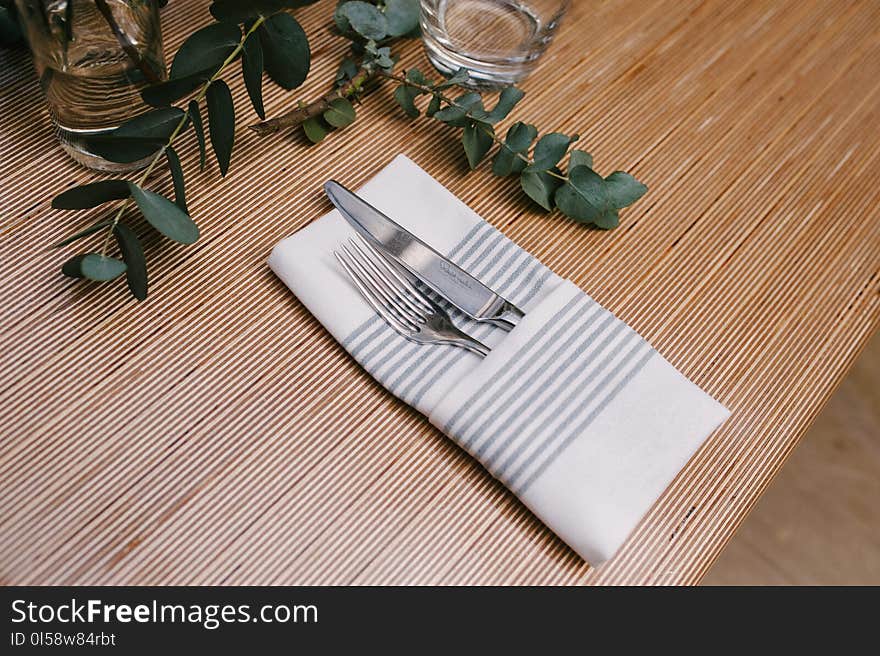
left=513, top=347, right=655, bottom=493
left=448, top=293, right=591, bottom=438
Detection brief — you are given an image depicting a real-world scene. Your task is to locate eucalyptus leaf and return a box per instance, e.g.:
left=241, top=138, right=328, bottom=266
left=52, top=221, right=113, bottom=248
left=462, top=122, right=493, bottom=169
left=520, top=168, right=562, bottom=211
left=492, top=121, right=536, bottom=176
left=393, top=85, right=420, bottom=118
left=383, top=0, right=420, bottom=37
left=435, top=68, right=469, bottom=89
left=335, top=57, right=359, bottom=87
left=604, top=171, right=648, bottom=209
left=142, top=71, right=211, bottom=107
left=62, top=253, right=127, bottom=281
left=129, top=184, right=199, bottom=244
left=433, top=93, right=483, bottom=128
left=485, top=87, right=524, bottom=123
left=165, top=146, right=188, bottom=213
left=426, top=94, right=441, bottom=117
left=113, top=223, right=148, bottom=300
left=569, top=149, right=593, bottom=169
left=554, top=165, right=609, bottom=224
left=303, top=116, right=328, bottom=143
left=241, top=30, right=265, bottom=119
left=85, top=136, right=166, bottom=164
left=170, top=22, right=241, bottom=80
left=593, top=208, right=620, bottom=230
left=528, top=132, right=578, bottom=171
left=206, top=79, right=235, bottom=176
left=188, top=100, right=207, bottom=171
left=259, top=12, right=310, bottom=89
left=61, top=254, right=87, bottom=278
left=323, top=97, right=356, bottom=128
left=52, top=180, right=130, bottom=210
left=335, top=1, right=387, bottom=41
left=116, top=107, right=186, bottom=140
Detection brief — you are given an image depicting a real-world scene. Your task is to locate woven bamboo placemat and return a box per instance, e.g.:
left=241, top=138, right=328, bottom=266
left=1, top=0, right=878, bottom=585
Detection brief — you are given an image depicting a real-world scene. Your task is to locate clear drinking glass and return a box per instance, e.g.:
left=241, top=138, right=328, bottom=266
left=420, top=0, right=569, bottom=87
left=15, top=0, right=166, bottom=171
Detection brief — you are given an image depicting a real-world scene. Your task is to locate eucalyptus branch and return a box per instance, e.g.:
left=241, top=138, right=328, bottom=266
left=99, top=17, right=266, bottom=256
left=50, top=2, right=315, bottom=301
left=251, top=0, right=646, bottom=227
left=249, top=64, right=374, bottom=136
left=94, top=0, right=162, bottom=84
left=375, top=69, right=569, bottom=182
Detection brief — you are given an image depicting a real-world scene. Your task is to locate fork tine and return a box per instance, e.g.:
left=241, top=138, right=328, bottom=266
left=334, top=250, right=417, bottom=333
left=341, top=243, right=424, bottom=327
left=347, top=237, right=429, bottom=319
left=351, top=235, right=434, bottom=313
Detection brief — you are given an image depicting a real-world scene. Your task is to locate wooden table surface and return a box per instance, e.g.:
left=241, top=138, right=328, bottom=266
left=2, top=0, right=879, bottom=586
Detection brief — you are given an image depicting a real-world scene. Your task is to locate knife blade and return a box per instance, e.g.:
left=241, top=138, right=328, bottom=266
left=324, top=180, right=524, bottom=330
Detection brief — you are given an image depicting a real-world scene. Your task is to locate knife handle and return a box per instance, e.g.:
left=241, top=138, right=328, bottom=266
left=485, top=302, right=525, bottom=331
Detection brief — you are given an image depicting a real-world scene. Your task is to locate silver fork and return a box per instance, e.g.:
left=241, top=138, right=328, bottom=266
left=334, top=235, right=490, bottom=357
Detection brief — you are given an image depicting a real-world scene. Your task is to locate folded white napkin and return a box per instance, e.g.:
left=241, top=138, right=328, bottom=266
left=269, top=154, right=729, bottom=565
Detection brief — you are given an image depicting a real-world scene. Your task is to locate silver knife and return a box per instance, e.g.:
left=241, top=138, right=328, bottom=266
left=324, top=180, right=524, bottom=331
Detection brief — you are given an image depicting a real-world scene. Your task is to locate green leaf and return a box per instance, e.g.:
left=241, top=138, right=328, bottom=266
left=241, top=30, right=265, bottom=119
left=85, top=107, right=185, bottom=163
left=426, top=94, right=441, bottom=117
left=302, top=116, right=328, bottom=143
left=259, top=12, right=310, bottom=90
left=62, top=254, right=127, bottom=281
left=435, top=68, right=469, bottom=89
left=170, top=23, right=241, bottom=80
left=165, top=146, right=188, bottom=213
left=462, top=123, right=494, bottom=169
left=604, top=171, right=648, bottom=209
left=116, top=107, right=186, bottom=140
left=394, top=85, right=420, bottom=118
left=323, top=97, right=356, bottom=128
left=206, top=79, right=235, bottom=177
left=569, top=149, right=593, bottom=169
left=528, top=133, right=578, bottom=171
left=113, top=223, right=148, bottom=300
left=520, top=168, right=562, bottom=211
left=434, top=93, right=484, bottom=128
left=493, top=121, right=536, bottom=176
left=383, top=0, right=420, bottom=37
left=188, top=100, right=207, bottom=171
left=142, top=71, right=211, bottom=107
left=61, top=255, right=87, bottom=278
left=335, top=57, right=359, bottom=87
left=52, top=181, right=130, bottom=210
left=84, top=136, right=166, bottom=163
left=129, top=184, right=199, bottom=244
left=554, top=165, right=609, bottom=224
left=593, top=208, right=620, bottom=230
left=485, top=87, right=524, bottom=123
left=51, top=221, right=112, bottom=248
left=336, top=1, right=388, bottom=41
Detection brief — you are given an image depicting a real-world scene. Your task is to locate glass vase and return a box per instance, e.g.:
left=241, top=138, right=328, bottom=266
left=15, top=0, right=166, bottom=171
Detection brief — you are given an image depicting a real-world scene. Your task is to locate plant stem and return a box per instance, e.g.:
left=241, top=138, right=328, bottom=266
left=99, top=16, right=267, bottom=255
left=376, top=70, right=569, bottom=181
left=94, top=0, right=162, bottom=85
left=248, top=65, right=376, bottom=135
